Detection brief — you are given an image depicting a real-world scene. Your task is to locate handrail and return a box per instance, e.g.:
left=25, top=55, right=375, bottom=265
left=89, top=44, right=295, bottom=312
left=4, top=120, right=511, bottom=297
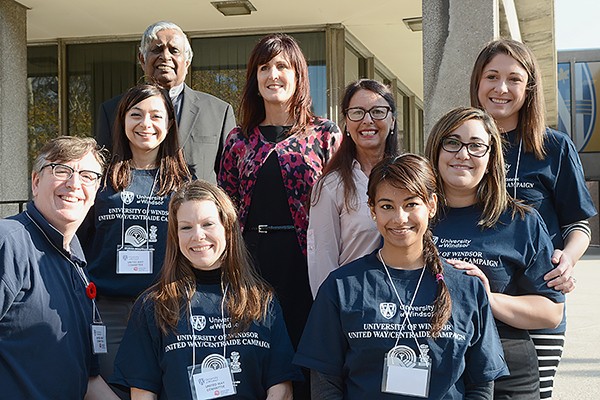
left=0, top=200, right=29, bottom=213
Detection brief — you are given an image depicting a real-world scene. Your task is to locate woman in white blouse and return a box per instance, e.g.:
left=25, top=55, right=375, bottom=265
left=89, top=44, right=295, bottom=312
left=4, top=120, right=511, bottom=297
left=308, top=79, right=399, bottom=297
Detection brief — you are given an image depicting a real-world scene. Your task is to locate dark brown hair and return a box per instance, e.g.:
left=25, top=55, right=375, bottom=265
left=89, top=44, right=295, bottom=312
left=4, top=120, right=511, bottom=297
left=238, top=33, right=314, bottom=137
left=470, top=39, right=546, bottom=159
left=313, top=79, right=400, bottom=211
left=108, top=83, right=190, bottom=196
left=149, top=180, right=273, bottom=334
left=425, top=107, right=528, bottom=227
left=367, top=154, right=451, bottom=337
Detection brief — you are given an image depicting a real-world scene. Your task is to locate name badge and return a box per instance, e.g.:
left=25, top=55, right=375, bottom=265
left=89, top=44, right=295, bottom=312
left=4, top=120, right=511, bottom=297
left=188, top=355, right=236, bottom=400
left=381, top=345, right=431, bottom=397
left=91, top=324, right=107, bottom=354
left=116, top=248, right=153, bottom=274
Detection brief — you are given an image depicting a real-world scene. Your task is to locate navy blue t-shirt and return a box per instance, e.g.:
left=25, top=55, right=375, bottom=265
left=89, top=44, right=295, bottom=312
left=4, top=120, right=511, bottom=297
left=504, top=128, right=597, bottom=248
left=112, top=281, right=303, bottom=399
left=81, top=169, right=171, bottom=298
left=294, top=251, right=508, bottom=399
left=432, top=205, right=565, bottom=331
left=0, top=203, right=98, bottom=399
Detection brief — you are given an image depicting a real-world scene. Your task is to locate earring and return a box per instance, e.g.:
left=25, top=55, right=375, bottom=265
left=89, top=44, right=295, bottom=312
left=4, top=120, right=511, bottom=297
left=372, top=214, right=377, bottom=221
left=389, top=129, right=394, bottom=135
left=345, top=129, right=350, bottom=137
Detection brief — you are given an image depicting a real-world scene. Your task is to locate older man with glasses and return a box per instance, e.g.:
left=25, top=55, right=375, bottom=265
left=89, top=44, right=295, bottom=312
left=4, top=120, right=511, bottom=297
left=0, top=136, right=119, bottom=399
left=95, top=21, right=236, bottom=182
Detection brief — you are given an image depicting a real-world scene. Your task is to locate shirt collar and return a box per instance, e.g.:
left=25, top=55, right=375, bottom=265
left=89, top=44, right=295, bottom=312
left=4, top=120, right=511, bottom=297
left=25, top=201, right=87, bottom=267
left=168, top=83, right=185, bottom=100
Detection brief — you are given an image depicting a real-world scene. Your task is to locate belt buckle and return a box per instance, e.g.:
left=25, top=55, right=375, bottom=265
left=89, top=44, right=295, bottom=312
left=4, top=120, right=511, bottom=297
left=257, top=224, right=268, bottom=234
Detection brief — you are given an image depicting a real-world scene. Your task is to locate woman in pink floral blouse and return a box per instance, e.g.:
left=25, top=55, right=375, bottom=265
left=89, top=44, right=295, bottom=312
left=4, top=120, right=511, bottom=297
left=218, top=33, right=341, bottom=399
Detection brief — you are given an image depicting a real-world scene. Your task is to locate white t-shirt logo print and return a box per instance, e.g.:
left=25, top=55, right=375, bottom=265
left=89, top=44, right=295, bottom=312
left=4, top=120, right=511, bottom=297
left=191, top=315, right=206, bottom=331
left=380, top=302, right=397, bottom=319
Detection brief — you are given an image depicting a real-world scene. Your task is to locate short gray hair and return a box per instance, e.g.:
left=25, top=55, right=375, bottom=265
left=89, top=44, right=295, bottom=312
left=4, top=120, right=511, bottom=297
left=32, top=136, right=107, bottom=174
left=139, top=21, right=194, bottom=64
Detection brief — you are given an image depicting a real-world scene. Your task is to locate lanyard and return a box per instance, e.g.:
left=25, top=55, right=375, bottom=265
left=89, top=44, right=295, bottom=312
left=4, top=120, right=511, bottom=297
left=513, top=138, right=523, bottom=199
left=188, top=284, right=229, bottom=378
left=120, top=169, right=159, bottom=249
left=378, top=249, right=426, bottom=349
left=25, top=211, right=102, bottom=323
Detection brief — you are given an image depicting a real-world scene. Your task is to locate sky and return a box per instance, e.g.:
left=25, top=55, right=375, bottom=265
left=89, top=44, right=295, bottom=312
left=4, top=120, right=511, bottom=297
left=555, top=0, right=600, bottom=50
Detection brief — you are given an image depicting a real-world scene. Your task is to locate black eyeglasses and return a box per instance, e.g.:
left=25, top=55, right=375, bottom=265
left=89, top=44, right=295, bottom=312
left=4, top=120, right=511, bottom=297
left=41, top=163, right=102, bottom=186
left=346, top=106, right=391, bottom=122
left=441, top=137, right=490, bottom=158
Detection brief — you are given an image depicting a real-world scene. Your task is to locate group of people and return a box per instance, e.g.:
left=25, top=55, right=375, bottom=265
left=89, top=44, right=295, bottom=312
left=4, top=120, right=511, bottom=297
left=0, top=19, right=596, bottom=400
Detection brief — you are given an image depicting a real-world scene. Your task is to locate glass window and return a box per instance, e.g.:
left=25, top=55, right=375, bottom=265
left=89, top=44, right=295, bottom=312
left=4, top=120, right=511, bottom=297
left=374, top=69, right=391, bottom=86
left=574, top=61, right=600, bottom=152
left=557, top=62, right=572, bottom=137
left=190, top=32, right=327, bottom=120
left=417, top=107, right=424, bottom=154
left=345, top=46, right=360, bottom=86
left=395, top=89, right=406, bottom=150
left=67, top=41, right=141, bottom=137
left=27, top=45, right=59, bottom=168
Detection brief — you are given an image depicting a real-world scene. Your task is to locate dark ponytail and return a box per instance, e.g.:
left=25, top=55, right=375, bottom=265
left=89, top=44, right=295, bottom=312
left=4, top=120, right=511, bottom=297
left=423, top=230, right=452, bottom=337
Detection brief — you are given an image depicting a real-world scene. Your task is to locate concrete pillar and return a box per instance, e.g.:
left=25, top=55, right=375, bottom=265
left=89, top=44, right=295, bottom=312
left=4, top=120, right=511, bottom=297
left=512, top=0, right=557, bottom=128
left=0, top=0, right=28, bottom=217
left=422, top=0, right=498, bottom=136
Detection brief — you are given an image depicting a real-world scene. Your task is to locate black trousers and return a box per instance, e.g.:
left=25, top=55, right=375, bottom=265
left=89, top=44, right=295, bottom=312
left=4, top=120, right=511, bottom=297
left=494, top=334, right=540, bottom=399
left=244, top=230, right=313, bottom=400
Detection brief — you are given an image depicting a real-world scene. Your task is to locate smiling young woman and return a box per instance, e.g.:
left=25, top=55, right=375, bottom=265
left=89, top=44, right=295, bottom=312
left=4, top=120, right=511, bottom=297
left=295, top=154, right=507, bottom=399
left=78, top=83, right=191, bottom=386
left=111, top=180, right=302, bottom=400
left=426, top=107, right=566, bottom=399
left=470, top=39, right=598, bottom=398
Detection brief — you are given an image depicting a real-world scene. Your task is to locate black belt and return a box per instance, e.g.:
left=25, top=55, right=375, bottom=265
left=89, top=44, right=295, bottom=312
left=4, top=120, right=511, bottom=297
left=246, top=224, right=295, bottom=234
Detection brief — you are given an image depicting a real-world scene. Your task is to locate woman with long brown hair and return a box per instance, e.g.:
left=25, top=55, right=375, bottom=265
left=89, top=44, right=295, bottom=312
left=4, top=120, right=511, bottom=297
left=470, top=39, right=597, bottom=398
left=308, top=79, right=399, bottom=298
left=79, top=83, right=191, bottom=383
left=111, top=180, right=301, bottom=399
left=217, top=33, right=341, bottom=399
left=426, top=107, right=565, bottom=399
left=295, top=154, right=507, bottom=399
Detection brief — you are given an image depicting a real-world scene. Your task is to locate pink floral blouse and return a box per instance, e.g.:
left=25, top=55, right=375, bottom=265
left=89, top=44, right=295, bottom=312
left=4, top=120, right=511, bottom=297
left=218, top=118, right=341, bottom=254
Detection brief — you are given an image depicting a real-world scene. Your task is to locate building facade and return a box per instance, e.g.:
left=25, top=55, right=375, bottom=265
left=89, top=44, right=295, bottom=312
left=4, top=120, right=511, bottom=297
left=1, top=0, right=597, bottom=240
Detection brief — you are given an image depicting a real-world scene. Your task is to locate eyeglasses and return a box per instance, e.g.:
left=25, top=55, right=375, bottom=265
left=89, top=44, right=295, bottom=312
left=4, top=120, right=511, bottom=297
left=41, top=163, right=102, bottom=186
left=441, top=137, right=490, bottom=158
left=346, top=106, right=391, bottom=122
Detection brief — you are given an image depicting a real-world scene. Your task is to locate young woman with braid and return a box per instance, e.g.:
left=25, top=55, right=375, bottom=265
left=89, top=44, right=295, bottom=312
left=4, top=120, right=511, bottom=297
left=295, top=154, right=507, bottom=399
left=426, top=107, right=565, bottom=399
